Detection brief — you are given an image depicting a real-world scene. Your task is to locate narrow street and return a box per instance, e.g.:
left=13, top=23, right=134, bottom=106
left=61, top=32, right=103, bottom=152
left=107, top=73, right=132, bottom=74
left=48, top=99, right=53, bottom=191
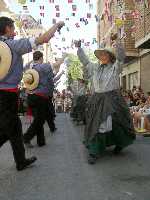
left=0, top=113, right=150, bottom=200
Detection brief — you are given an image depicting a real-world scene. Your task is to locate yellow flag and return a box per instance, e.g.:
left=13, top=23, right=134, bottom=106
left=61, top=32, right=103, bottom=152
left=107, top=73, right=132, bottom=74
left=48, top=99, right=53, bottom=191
left=115, top=18, right=124, bottom=27
left=18, top=0, right=26, bottom=5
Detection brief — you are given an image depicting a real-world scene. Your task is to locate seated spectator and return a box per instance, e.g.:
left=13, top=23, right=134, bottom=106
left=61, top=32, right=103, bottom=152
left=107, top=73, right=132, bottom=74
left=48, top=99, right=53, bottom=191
left=132, top=97, right=150, bottom=132
left=133, top=93, right=141, bottom=106
left=132, top=85, right=137, bottom=95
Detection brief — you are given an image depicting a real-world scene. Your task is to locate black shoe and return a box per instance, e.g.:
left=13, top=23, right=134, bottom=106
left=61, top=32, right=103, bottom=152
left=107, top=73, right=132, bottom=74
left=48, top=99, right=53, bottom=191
left=88, top=154, right=98, bottom=165
left=16, top=156, right=37, bottom=171
left=113, top=146, right=123, bottom=155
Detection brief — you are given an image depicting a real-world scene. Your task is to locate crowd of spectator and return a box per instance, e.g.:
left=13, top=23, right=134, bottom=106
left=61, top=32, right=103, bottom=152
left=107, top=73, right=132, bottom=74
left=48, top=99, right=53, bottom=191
left=121, top=86, right=150, bottom=133
left=53, top=89, right=73, bottom=113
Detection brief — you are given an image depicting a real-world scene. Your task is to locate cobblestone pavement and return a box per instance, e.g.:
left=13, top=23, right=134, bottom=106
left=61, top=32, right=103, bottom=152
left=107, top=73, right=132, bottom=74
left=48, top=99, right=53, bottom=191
left=0, top=113, right=150, bottom=200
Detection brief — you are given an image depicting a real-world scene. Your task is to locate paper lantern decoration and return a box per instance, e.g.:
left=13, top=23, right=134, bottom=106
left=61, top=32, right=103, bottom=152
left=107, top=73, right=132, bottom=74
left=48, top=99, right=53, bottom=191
left=115, top=18, right=124, bottom=27
left=56, top=13, right=60, bottom=17
left=72, top=5, right=77, bottom=11
left=55, top=5, right=60, bottom=11
left=18, top=0, right=26, bottom=4
left=87, top=13, right=91, bottom=18
left=68, top=0, right=73, bottom=3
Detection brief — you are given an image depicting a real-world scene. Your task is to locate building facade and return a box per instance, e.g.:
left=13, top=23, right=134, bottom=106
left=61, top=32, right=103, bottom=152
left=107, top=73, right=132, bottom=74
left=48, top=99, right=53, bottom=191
left=97, top=0, right=150, bottom=93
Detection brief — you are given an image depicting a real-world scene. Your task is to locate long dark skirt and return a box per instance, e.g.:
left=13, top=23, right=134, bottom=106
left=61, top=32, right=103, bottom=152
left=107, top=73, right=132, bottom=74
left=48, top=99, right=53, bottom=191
left=84, top=90, right=136, bottom=155
left=70, top=95, right=88, bottom=122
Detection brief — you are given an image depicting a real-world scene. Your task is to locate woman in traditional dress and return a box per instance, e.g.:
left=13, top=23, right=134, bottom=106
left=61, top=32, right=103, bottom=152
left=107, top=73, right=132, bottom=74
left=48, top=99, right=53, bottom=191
left=75, top=33, right=136, bottom=164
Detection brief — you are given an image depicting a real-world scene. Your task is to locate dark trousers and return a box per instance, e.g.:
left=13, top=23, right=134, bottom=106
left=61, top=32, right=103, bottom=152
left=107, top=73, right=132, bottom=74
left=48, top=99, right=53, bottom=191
left=46, top=98, right=56, bottom=132
left=0, top=91, right=25, bottom=165
left=24, top=94, right=47, bottom=146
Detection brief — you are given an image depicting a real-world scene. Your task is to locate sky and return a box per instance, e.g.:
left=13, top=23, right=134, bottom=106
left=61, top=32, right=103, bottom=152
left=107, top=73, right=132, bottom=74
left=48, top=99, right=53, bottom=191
left=4, top=0, right=98, bottom=91
left=4, top=0, right=98, bottom=52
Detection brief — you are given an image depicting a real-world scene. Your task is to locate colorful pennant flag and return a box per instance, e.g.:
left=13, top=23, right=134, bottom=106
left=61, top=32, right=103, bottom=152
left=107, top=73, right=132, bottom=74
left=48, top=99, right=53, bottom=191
left=40, top=5, right=44, bottom=9
left=18, top=0, right=26, bottom=4
left=55, top=5, right=60, bottom=11
left=84, top=19, right=88, bottom=25
left=56, top=13, right=60, bottom=17
left=80, top=18, right=84, bottom=22
left=87, top=13, right=91, bottom=18
left=72, top=5, right=77, bottom=11
left=52, top=18, right=56, bottom=24
left=115, top=18, right=124, bottom=27
left=75, top=23, right=80, bottom=28
left=131, top=10, right=140, bottom=19
left=92, top=38, right=97, bottom=44
left=23, top=5, right=28, bottom=10
left=40, top=13, right=44, bottom=17
left=89, top=3, right=93, bottom=9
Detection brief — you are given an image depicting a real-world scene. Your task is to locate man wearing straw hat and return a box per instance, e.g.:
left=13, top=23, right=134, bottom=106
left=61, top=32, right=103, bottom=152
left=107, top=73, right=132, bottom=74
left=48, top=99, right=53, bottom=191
left=75, top=33, right=136, bottom=164
left=0, top=16, right=64, bottom=170
left=23, top=51, right=58, bottom=147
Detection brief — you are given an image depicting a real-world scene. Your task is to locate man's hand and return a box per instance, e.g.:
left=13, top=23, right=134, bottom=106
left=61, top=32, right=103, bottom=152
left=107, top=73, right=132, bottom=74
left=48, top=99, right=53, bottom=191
left=74, top=40, right=81, bottom=48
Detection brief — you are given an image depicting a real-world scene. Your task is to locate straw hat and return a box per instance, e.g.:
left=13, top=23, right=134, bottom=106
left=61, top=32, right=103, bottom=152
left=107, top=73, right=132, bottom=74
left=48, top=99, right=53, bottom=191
left=0, top=41, right=12, bottom=80
left=23, top=69, right=39, bottom=90
left=94, top=47, right=116, bottom=59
